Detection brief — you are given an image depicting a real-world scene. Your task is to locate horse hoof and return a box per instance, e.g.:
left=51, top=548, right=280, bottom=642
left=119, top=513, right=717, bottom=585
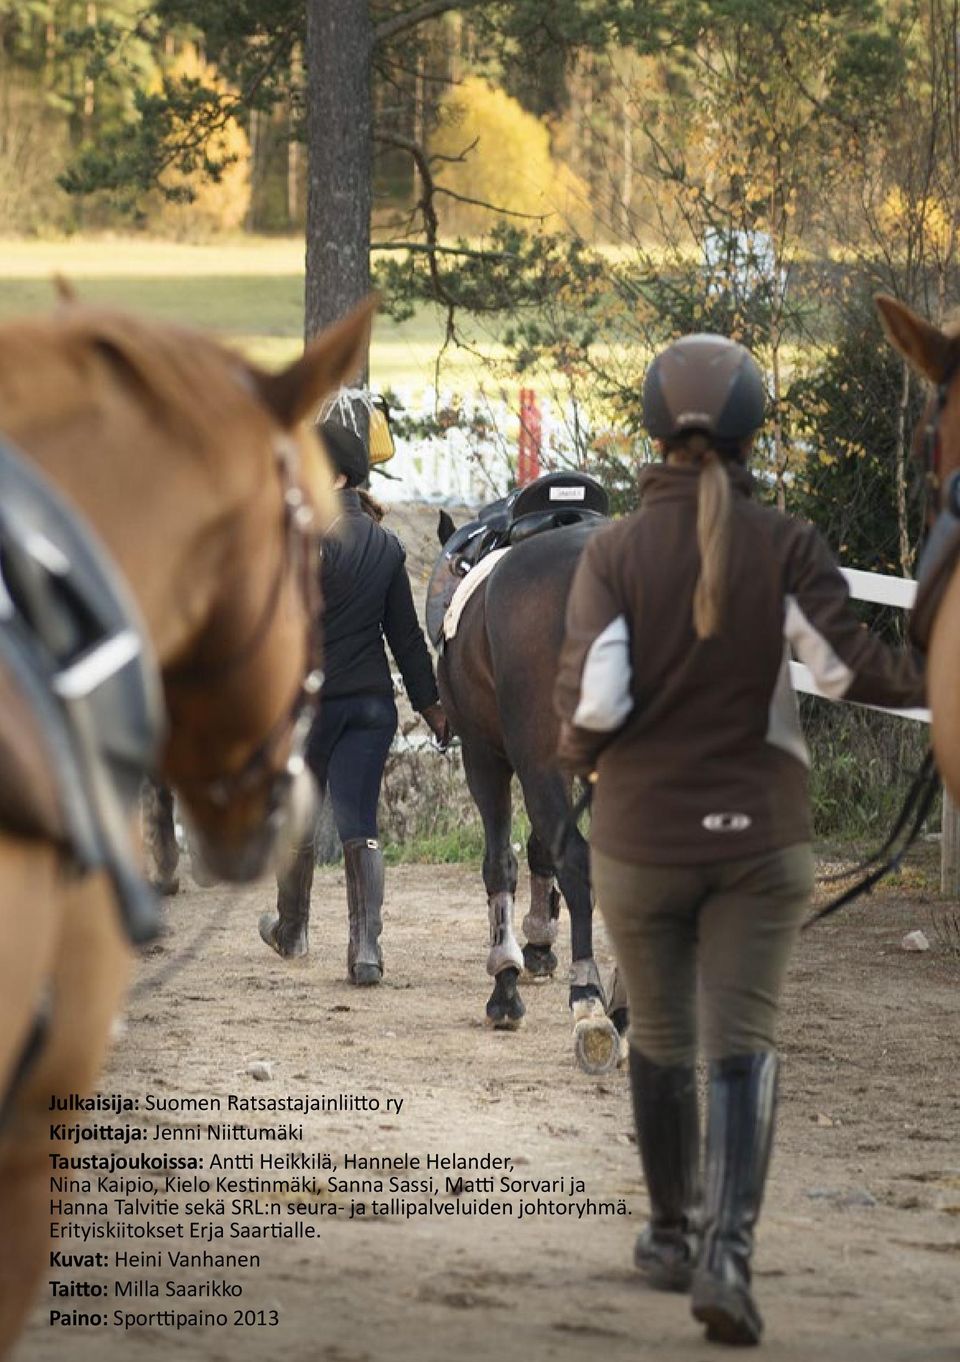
left=485, top=1009, right=525, bottom=1031
left=521, top=942, right=557, bottom=982
left=151, top=875, right=180, bottom=897
left=351, top=962, right=383, bottom=987
left=258, top=913, right=308, bottom=959
left=485, top=967, right=525, bottom=1029
left=574, top=1017, right=621, bottom=1075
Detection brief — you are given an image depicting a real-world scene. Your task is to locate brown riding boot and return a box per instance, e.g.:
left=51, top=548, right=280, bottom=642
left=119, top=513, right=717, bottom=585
left=259, top=836, right=313, bottom=958
left=344, top=837, right=384, bottom=986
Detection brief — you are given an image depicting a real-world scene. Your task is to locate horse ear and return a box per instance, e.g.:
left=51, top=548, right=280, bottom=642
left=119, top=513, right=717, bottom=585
left=875, top=294, right=956, bottom=383
left=253, top=296, right=378, bottom=428
left=438, top=510, right=457, bottom=545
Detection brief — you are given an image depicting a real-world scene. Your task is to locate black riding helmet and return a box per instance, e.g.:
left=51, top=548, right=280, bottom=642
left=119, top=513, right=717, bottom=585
left=320, top=419, right=369, bottom=488
left=642, top=334, right=765, bottom=446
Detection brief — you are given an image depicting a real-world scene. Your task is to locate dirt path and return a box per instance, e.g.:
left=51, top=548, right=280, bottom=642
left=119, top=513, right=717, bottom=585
left=17, top=859, right=960, bottom=1362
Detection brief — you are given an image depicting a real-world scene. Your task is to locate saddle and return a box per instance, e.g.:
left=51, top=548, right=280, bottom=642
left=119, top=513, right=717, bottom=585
left=0, top=437, right=165, bottom=943
left=447, top=471, right=609, bottom=570
left=426, top=471, right=610, bottom=647
left=911, top=470, right=960, bottom=651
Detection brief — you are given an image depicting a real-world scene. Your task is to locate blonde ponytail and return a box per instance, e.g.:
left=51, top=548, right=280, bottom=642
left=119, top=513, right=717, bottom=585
left=692, top=449, right=731, bottom=639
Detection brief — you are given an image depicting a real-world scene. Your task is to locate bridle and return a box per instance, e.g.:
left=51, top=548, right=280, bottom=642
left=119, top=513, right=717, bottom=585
left=170, top=430, right=325, bottom=812
left=918, top=355, right=960, bottom=519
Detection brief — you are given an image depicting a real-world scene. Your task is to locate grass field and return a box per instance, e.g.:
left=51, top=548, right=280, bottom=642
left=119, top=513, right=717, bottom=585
left=0, top=235, right=513, bottom=393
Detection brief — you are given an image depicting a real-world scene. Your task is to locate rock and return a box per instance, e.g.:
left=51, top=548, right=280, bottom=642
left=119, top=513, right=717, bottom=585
left=247, top=1060, right=273, bottom=1081
left=804, top=1186, right=877, bottom=1208
left=839, top=1187, right=877, bottom=1209
left=900, top=930, right=931, bottom=953
left=815, top=1112, right=841, bottom=1128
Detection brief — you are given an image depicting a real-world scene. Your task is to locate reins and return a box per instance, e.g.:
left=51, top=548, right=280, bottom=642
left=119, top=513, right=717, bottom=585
left=802, top=748, right=940, bottom=929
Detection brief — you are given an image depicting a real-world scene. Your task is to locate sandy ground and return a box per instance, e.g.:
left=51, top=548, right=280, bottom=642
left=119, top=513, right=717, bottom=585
left=15, top=853, right=960, bottom=1362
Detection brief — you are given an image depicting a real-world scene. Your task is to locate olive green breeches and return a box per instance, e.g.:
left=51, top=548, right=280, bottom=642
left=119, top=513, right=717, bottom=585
left=592, top=843, right=814, bottom=1066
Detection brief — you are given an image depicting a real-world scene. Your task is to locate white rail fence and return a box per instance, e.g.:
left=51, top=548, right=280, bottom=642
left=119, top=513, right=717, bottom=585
left=373, top=388, right=580, bottom=505
left=790, top=568, right=929, bottom=724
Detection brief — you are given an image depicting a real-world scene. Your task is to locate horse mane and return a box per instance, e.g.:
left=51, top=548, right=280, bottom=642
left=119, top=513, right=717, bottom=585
left=0, top=306, right=266, bottom=458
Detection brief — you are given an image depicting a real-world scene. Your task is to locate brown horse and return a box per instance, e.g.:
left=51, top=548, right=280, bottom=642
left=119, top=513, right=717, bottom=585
left=877, top=294, right=960, bottom=801
left=432, top=511, right=624, bottom=1070
left=0, top=297, right=373, bottom=1355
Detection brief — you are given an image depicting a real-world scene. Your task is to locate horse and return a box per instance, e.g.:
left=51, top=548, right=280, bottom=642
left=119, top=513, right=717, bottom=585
left=0, top=295, right=373, bottom=1356
left=876, top=294, right=960, bottom=803
left=429, top=479, right=626, bottom=1071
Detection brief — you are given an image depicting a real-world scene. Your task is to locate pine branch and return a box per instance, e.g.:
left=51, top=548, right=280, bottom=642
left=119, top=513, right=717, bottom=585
left=374, top=0, right=483, bottom=47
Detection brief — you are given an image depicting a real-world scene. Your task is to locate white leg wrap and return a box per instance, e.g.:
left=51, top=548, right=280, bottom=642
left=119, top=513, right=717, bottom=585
left=487, top=892, right=525, bottom=976
left=522, top=874, right=560, bottom=947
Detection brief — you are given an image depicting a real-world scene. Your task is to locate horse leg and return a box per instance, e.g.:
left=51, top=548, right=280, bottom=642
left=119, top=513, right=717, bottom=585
left=517, top=770, right=622, bottom=1072
left=518, top=771, right=605, bottom=1014
left=462, top=742, right=525, bottom=1029
left=521, top=829, right=560, bottom=981
left=141, top=777, right=180, bottom=896
left=0, top=845, right=129, bottom=1356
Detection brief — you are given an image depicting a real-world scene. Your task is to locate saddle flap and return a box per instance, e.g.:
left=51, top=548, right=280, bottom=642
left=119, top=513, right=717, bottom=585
left=0, top=437, right=165, bottom=855
left=0, top=439, right=164, bottom=773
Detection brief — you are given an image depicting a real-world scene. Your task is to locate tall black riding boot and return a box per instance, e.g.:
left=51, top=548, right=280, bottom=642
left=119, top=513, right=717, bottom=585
left=259, top=835, right=314, bottom=958
left=691, top=1051, right=779, bottom=1347
left=343, top=837, right=384, bottom=986
left=629, top=1048, right=701, bottom=1292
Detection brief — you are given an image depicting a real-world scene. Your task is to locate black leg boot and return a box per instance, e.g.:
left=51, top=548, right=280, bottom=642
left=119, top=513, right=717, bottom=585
left=344, top=837, right=384, bottom=986
left=259, top=835, right=314, bottom=958
left=629, top=1048, right=701, bottom=1292
left=691, top=1051, right=779, bottom=1347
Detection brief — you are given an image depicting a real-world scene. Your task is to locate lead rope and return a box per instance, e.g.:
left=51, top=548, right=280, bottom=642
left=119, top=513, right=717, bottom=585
left=803, top=748, right=940, bottom=929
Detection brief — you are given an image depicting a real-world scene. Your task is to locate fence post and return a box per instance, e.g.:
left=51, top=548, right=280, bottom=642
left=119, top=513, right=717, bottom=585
left=941, top=785, right=960, bottom=898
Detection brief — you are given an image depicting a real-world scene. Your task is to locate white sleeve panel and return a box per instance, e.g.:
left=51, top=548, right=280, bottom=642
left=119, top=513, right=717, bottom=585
left=784, top=594, right=853, bottom=700
left=571, top=614, right=634, bottom=731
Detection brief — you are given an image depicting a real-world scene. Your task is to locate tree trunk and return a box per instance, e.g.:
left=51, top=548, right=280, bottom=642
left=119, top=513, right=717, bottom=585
left=305, top=0, right=373, bottom=346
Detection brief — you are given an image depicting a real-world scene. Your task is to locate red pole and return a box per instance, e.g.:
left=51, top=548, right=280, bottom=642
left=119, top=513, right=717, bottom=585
left=518, top=387, right=542, bottom=485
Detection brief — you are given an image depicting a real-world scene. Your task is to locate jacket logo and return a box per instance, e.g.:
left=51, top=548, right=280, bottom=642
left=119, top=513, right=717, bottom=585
left=702, top=812, right=752, bottom=833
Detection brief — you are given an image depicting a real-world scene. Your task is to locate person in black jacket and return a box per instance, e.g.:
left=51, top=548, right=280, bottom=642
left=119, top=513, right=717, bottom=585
left=259, top=419, right=449, bottom=983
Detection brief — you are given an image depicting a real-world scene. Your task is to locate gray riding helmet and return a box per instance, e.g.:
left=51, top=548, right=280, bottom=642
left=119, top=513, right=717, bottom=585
left=642, top=334, right=765, bottom=442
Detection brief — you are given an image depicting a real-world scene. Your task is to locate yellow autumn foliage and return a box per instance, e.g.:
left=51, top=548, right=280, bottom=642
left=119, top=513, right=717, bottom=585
left=429, top=77, right=587, bottom=233
left=148, top=47, right=251, bottom=238
left=880, top=188, right=956, bottom=258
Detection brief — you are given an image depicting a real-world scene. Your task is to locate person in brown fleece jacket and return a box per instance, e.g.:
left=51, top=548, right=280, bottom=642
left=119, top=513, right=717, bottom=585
left=554, top=334, right=925, bottom=1347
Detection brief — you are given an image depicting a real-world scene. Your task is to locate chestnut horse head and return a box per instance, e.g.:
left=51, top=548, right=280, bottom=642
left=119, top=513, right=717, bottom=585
left=0, top=297, right=375, bottom=878
left=877, top=294, right=960, bottom=797
left=0, top=296, right=377, bottom=1358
